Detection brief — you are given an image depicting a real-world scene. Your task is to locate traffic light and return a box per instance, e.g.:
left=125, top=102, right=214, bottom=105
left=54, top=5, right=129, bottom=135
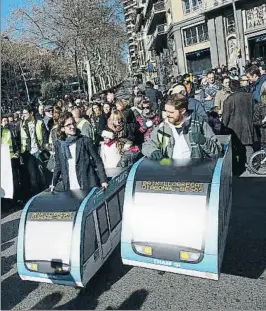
left=237, top=49, right=242, bottom=58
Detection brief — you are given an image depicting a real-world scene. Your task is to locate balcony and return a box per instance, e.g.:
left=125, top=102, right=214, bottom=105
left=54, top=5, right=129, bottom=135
left=124, top=0, right=135, bottom=9
left=201, top=0, right=239, bottom=13
left=143, top=0, right=153, bottom=17
left=129, top=40, right=137, bottom=46
left=147, top=24, right=168, bottom=51
left=145, top=1, right=166, bottom=35
left=135, top=12, right=144, bottom=32
left=125, top=15, right=133, bottom=22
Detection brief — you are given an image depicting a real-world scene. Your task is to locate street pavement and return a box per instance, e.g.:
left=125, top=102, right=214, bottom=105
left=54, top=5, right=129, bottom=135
left=1, top=176, right=266, bottom=310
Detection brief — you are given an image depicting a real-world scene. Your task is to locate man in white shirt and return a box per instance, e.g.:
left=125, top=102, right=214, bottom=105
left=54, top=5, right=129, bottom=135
left=142, top=94, right=222, bottom=160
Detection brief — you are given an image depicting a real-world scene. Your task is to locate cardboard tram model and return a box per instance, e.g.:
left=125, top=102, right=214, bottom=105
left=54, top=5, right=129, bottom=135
left=17, top=135, right=232, bottom=287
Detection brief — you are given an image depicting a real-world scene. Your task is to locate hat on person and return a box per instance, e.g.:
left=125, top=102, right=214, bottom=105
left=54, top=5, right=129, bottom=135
left=101, top=130, right=114, bottom=140
left=44, top=104, right=53, bottom=111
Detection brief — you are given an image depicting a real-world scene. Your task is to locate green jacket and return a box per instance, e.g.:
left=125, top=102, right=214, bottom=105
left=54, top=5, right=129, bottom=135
left=142, top=113, right=222, bottom=159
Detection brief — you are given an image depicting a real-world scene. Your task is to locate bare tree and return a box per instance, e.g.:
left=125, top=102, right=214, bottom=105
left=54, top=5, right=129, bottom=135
left=5, top=0, right=128, bottom=99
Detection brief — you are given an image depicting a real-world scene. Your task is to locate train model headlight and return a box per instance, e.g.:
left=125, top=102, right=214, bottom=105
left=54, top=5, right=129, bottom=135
left=135, top=245, right=153, bottom=256
left=180, top=251, right=201, bottom=262
left=25, top=262, right=70, bottom=274
left=26, top=262, right=38, bottom=271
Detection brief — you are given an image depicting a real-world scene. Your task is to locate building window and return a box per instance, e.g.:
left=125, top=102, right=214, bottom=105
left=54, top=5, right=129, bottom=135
left=183, top=0, right=203, bottom=14
left=184, top=23, right=209, bottom=47
left=226, top=14, right=235, bottom=35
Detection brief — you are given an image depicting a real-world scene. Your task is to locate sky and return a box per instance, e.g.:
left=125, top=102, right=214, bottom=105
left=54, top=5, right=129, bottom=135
left=1, top=0, right=27, bottom=30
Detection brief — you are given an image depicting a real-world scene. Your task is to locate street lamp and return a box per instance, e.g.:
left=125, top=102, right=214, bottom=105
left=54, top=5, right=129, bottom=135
left=3, top=36, right=31, bottom=102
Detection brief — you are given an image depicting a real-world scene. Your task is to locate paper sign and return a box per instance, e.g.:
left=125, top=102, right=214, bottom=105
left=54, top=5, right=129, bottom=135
left=1, top=144, right=13, bottom=199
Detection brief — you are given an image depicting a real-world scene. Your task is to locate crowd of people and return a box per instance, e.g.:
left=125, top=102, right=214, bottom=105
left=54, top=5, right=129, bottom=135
left=1, top=62, right=266, bottom=205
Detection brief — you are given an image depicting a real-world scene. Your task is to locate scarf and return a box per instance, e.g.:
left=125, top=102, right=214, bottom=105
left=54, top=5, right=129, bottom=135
left=127, top=145, right=140, bottom=153
left=60, top=135, right=79, bottom=160
left=104, top=139, right=116, bottom=147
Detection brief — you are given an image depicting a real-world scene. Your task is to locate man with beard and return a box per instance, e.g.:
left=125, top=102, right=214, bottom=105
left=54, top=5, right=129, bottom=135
left=142, top=94, right=222, bottom=160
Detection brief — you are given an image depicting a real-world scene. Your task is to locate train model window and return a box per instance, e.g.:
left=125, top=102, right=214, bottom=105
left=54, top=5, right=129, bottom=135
left=97, top=204, right=110, bottom=244
left=107, top=194, right=121, bottom=231
left=83, top=214, right=98, bottom=264
left=118, top=188, right=125, bottom=214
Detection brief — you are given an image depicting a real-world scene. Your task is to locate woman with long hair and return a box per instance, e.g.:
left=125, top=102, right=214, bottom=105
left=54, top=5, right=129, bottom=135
left=107, top=109, right=134, bottom=142
left=136, top=99, right=161, bottom=142
left=51, top=112, right=107, bottom=191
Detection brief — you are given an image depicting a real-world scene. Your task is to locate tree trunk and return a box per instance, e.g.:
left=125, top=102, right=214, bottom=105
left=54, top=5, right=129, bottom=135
left=92, top=75, right=97, bottom=94
left=99, top=75, right=106, bottom=90
left=18, top=63, right=30, bottom=102
left=107, top=74, right=111, bottom=88
left=85, top=57, right=93, bottom=100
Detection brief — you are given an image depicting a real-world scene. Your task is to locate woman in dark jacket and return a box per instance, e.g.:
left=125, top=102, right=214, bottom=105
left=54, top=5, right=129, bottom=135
left=96, top=102, right=112, bottom=146
left=51, top=112, right=107, bottom=191
left=90, top=103, right=103, bottom=145
left=115, top=99, right=137, bottom=142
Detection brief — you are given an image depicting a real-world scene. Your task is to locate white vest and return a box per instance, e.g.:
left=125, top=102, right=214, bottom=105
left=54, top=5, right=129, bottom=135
left=167, top=121, right=191, bottom=159
left=68, top=143, right=80, bottom=190
left=100, top=142, right=121, bottom=168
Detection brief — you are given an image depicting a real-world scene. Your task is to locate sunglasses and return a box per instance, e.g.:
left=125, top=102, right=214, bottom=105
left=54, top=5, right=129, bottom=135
left=64, top=122, right=76, bottom=128
left=142, top=106, right=150, bottom=109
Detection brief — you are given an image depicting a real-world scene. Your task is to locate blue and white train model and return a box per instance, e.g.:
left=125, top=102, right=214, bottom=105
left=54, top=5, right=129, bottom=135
left=121, top=135, right=232, bottom=280
left=17, top=135, right=232, bottom=287
left=17, top=168, right=129, bottom=287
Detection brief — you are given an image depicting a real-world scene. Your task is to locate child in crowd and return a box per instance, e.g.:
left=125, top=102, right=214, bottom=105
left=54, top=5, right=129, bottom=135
left=100, top=130, right=121, bottom=169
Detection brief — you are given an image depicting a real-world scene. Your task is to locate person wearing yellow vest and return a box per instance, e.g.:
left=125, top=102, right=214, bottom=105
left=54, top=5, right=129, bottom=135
left=70, top=104, right=93, bottom=139
left=1, top=116, right=19, bottom=159
left=1, top=115, right=20, bottom=201
left=20, top=105, right=49, bottom=197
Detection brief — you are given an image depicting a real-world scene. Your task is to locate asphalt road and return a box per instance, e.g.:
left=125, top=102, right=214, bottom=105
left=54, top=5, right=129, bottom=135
left=1, top=176, right=266, bottom=310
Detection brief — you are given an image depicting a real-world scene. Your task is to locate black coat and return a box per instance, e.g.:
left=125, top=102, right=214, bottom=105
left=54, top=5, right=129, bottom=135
left=121, top=107, right=137, bottom=142
left=53, top=135, right=107, bottom=190
left=222, top=91, right=255, bottom=145
left=253, top=103, right=266, bottom=145
left=95, top=112, right=111, bottom=146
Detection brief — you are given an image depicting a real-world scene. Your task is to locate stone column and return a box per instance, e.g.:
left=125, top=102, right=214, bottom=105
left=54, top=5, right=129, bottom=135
left=207, top=18, right=219, bottom=68
left=236, top=8, right=246, bottom=66
left=173, top=27, right=186, bottom=74
left=215, top=15, right=227, bottom=67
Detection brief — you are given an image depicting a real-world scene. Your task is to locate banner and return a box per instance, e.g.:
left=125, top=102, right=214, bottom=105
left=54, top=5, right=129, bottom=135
left=1, top=144, right=13, bottom=199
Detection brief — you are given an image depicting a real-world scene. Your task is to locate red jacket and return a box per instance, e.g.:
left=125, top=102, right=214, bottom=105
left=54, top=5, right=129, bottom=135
left=136, top=115, right=161, bottom=141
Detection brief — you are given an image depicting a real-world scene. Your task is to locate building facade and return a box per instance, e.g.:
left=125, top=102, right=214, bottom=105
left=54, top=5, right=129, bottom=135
left=168, top=0, right=266, bottom=76
left=132, top=0, right=266, bottom=86
left=123, top=0, right=138, bottom=74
